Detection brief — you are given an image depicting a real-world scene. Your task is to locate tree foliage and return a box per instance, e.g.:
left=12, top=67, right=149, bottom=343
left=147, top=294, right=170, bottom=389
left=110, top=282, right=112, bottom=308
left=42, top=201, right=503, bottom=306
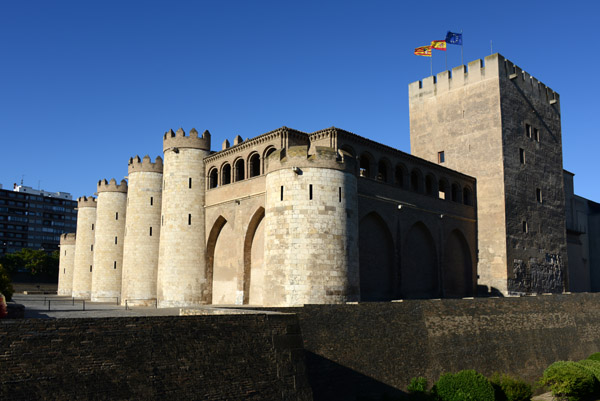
left=0, top=248, right=59, bottom=277
left=0, top=263, right=14, bottom=301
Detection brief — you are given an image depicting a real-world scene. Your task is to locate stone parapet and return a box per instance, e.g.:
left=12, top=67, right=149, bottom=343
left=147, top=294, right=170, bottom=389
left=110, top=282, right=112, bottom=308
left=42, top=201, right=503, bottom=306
left=97, top=178, right=128, bottom=193
left=163, top=128, right=211, bottom=152
left=77, top=196, right=97, bottom=208
left=128, top=155, right=163, bottom=174
left=59, top=233, right=76, bottom=245
left=266, top=145, right=356, bottom=175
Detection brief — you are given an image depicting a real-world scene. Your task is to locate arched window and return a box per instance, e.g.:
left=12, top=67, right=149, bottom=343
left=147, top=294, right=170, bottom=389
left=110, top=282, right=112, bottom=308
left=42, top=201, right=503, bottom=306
left=438, top=179, right=448, bottom=200
left=263, top=146, right=276, bottom=173
left=395, top=165, right=406, bottom=188
left=208, top=168, right=218, bottom=189
left=463, top=187, right=473, bottom=206
left=410, top=169, right=421, bottom=192
left=234, top=159, right=245, bottom=182
left=425, top=174, right=435, bottom=196
left=377, top=160, right=388, bottom=182
left=359, top=153, right=373, bottom=178
left=222, top=163, right=231, bottom=185
left=249, top=153, right=260, bottom=177
left=451, top=183, right=461, bottom=202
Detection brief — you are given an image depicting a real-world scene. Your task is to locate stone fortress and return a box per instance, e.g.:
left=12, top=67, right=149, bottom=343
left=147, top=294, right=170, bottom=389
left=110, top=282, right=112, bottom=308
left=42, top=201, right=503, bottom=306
left=57, top=53, right=598, bottom=307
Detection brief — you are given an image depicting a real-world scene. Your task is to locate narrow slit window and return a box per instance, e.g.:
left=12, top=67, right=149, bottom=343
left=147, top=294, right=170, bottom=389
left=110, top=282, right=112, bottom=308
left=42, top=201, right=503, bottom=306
left=188, top=214, right=191, bottom=225
left=115, top=236, right=118, bottom=244
left=150, top=197, right=153, bottom=206
left=309, top=184, right=313, bottom=200
left=116, top=212, right=119, bottom=220
left=339, top=187, right=342, bottom=202
left=113, top=261, right=117, bottom=270
left=536, top=188, right=542, bottom=203
left=91, top=244, right=93, bottom=251
left=534, top=128, right=540, bottom=142
left=522, top=221, right=528, bottom=233
left=519, top=148, right=525, bottom=164
left=90, top=265, right=92, bottom=272
left=280, top=186, right=284, bottom=201
left=189, top=177, right=192, bottom=189
left=64, top=268, right=65, bottom=274
left=91, top=223, right=94, bottom=230
left=525, top=123, right=532, bottom=138
left=149, top=226, right=153, bottom=236
left=438, top=151, right=445, bottom=163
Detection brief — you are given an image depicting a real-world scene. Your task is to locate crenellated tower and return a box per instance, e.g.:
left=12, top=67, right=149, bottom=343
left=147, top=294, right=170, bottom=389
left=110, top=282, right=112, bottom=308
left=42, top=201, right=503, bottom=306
left=409, top=53, right=568, bottom=295
left=72, top=196, right=97, bottom=298
left=263, top=145, right=359, bottom=306
left=157, top=128, right=212, bottom=307
left=57, top=233, right=76, bottom=296
left=121, top=155, right=163, bottom=306
left=91, top=179, right=128, bottom=302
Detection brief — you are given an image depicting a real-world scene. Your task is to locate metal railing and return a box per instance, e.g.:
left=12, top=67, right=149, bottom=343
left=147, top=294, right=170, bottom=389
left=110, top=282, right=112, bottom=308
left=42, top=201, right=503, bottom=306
left=124, top=299, right=158, bottom=310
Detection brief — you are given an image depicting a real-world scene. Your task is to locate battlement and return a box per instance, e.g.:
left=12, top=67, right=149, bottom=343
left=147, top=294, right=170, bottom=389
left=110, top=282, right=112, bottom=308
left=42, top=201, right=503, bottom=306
left=128, top=155, right=163, bottom=174
left=97, top=178, right=128, bottom=193
left=408, top=53, right=559, bottom=107
left=266, top=145, right=356, bottom=174
left=163, top=128, right=211, bottom=152
left=77, top=196, right=97, bottom=208
left=60, top=233, right=76, bottom=245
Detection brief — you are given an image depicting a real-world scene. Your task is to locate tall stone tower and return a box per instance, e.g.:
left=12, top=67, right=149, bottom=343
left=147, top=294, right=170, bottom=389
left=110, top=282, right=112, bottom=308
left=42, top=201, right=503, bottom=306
left=91, top=179, right=127, bottom=302
left=409, top=53, right=568, bottom=295
left=72, top=196, right=96, bottom=298
left=263, top=146, right=359, bottom=306
left=157, top=128, right=211, bottom=307
left=57, top=233, right=76, bottom=296
left=121, top=155, right=163, bottom=306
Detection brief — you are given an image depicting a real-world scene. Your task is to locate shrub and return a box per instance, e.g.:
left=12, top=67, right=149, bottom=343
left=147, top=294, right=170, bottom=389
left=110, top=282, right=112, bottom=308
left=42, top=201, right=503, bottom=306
left=433, top=370, right=495, bottom=401
left=0, top=263, right=14, bottom=301
left=540, top=361, right=597, bottom=401
left=489, top=373, right=532, bottom=401
left=407, top=377, right=433, bottom=401
left=577, top=359, right=600, bottom=384
left=587, top=353, right=600, bottom=362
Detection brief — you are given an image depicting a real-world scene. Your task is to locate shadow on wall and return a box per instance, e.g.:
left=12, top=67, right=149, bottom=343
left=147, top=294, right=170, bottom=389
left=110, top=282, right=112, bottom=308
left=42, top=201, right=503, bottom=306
left=306, top=352, right=407, bottom=401
left=477, top=285, right=505, bottom=297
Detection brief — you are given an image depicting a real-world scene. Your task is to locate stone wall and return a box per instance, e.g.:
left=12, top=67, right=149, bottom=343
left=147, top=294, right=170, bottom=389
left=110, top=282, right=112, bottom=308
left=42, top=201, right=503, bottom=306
left=91, top=184, right=127, bottom=302
left=72, top=198, right=96, bottom=299
left=121, top=168, right=163, bottom=306
left=57, top=234, right=76, bottom=296
left=0, top=313, right=311, bottom=401
left=265, top=293, right=600, bottom=400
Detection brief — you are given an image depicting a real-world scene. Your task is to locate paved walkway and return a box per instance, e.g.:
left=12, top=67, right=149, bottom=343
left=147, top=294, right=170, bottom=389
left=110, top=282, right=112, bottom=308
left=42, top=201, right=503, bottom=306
left=10, top=294, right=273, bottom=319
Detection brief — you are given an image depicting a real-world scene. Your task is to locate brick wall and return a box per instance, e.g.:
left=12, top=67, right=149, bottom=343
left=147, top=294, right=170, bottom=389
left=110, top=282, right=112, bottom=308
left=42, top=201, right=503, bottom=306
left=0, top=313, right=311, bottom=401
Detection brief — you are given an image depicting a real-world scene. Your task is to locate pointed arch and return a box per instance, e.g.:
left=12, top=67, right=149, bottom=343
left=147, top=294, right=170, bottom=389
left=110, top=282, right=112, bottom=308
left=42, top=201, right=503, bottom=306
left=206, top=215, right=227, bottom=304
left=359, top=212, right=395, bottom=301
left=243, top=207, right=265, bottom=304
left=443, top=229, right=473, bottom=298
left=402, top=222, right=438, bottom=299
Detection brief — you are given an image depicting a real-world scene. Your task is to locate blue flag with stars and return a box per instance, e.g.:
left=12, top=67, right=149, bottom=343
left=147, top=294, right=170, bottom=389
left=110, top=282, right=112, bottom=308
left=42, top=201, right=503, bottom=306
left=445, top=31, right=462, bottom=45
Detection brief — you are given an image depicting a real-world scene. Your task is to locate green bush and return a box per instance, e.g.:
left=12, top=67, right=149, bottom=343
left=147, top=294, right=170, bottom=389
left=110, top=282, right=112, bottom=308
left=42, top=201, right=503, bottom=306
left=0, top=263, right=14, bottom=302
left=540, top=361, right=597, bottom=401
left=406, top=377, right=433, bottom=401
left=489, top=373, right=532, bottom=401
left=587, top=353, right=600, bottom=362
left=577, top=359, right=600, bottom=384
left=433, top=370, right=495, bottom=401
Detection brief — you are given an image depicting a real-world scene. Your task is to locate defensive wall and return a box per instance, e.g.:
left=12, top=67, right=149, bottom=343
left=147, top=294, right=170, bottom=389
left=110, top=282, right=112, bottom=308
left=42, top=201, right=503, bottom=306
left=3, top=294, right=600, bottom=400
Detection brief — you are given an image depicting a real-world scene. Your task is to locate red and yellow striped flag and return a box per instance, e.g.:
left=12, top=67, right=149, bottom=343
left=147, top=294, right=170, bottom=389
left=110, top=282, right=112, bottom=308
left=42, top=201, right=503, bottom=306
left=431, top=40, right=447, bottom=51
left=414, top=45, right=432, bottom=57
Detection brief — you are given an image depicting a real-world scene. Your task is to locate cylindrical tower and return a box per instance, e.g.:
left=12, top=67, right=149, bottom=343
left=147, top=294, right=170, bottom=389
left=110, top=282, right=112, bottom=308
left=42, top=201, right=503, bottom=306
left=157, top=127, right=211, bottom=307
left=91, top=179, right=128, bottom=302
left=121, top=155, right=163, bottom=306
left=57, top=233, right=76, bottom=296
left=72, top=196, right=97, bottom=299
left=263, top=145, right=359, bottom=306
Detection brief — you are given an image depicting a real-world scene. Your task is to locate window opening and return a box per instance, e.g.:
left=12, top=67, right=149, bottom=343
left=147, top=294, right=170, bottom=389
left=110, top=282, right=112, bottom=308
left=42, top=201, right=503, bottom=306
left=115, top=236, right=117, bottom=244
left=536, top=188, right=542, bottom=203
left=114, top=261, right=117, bottom=269
left=438, top=151, right=445, bottom=163
left=280, top=186, right=284, bottom=201
left=309, top=184, right=313, bottom=200
left=90, top=265, right=92, bottom=272
left=519, top=148, right=525, bottom=164
left=150, top=197, right=153, bottom=206
left=522, top=221, right=528, bottom=233
left=188, top=214, right=191, bottom=225
left=189, top=177, right=192, bottom=189
left=149, top=226, right=153, bottom=236
left=339, top=187, right=342, bottom=202
left=116, top=212, right=118, bottom=220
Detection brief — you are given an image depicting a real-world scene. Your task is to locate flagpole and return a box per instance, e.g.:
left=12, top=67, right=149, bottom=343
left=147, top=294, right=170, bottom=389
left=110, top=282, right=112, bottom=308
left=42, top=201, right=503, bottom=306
left=430, top=54, right=433, bottom=76
left=461, top=29, right=464, bottom=66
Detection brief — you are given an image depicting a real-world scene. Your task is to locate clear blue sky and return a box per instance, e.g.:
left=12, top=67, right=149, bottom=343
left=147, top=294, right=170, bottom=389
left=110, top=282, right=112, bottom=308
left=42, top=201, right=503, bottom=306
left=1, top=1, right=598, bottom=202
